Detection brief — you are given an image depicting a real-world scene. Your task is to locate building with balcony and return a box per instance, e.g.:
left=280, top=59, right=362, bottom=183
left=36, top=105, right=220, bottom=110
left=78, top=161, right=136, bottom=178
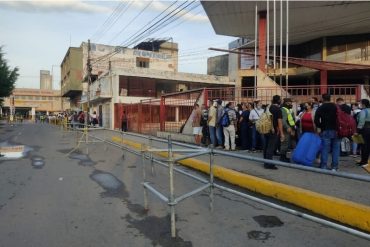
left=202, top=1, right=370, bottom=102
left=86, top=67, right=233, bottom=129
left=61, top=40, right=179, bottom=110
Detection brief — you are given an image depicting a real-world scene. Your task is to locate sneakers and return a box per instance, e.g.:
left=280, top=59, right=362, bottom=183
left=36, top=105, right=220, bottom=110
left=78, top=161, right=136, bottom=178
left=264, top=164, right=278, bottom=170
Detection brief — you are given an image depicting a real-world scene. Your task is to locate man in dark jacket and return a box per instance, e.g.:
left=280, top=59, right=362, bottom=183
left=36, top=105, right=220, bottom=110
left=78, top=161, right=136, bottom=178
left=263, top=95, right=284, bottom=169
left=314, top=94, right=340, bottom=171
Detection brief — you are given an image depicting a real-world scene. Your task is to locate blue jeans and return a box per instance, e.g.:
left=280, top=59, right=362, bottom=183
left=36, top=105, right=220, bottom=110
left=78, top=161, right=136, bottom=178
left=216, top=126, right=224, bottom=146
left=251, top=125, right=265, bottom=150
left=320, top=130, right=340, bottom=170
left=208, top=126, right=216, bottom=146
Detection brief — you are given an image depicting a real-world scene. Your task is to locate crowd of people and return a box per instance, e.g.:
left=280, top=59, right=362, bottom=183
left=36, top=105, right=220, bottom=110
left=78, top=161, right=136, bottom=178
left=192, top=94, right=370, bottom=171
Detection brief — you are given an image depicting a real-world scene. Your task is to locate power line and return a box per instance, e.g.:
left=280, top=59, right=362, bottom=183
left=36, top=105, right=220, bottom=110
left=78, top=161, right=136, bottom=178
left=91, top=1, right=125, bottom=41
left=108, top=1, right=152, bottom=44
left=95, top=2, right=132, bottom=42
left=125, top=1, right=199, bottom=48
left=120, top=1, right=183, bottom=47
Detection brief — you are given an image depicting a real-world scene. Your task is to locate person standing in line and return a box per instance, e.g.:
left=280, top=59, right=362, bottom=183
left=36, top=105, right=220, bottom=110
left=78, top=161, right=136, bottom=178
left=192, top=104, right=202, bottom=145
left=216, top=99, right=224, bottom=148
left=314, top=94, right=340, bottom=171
left=355, top=99, right=370, bottom=166
left=298, top=102, right=316, bottom=134
left=121, top=110, right=128, bottom=132
left=351, top=103, right=362, bottom=157
left=200, top=104, right=210, bottom=146
left=249, top=100, right=265, bottom=151
left=310, top=97, right=319, bottom=111
left=263, top=95, right=284, bottom=170
left=239, top=102, right=251, bottom=150
left=280, top=98, right=296, bottom=162
left=223, top=102, right=237, bottom=151
left=91, top=111, right=99, bottom=127
left=207, top=101, right=218, bottom=148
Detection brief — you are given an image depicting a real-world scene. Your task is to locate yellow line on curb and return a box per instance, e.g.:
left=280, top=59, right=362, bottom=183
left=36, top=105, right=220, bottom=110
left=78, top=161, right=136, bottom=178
left=112, top=136, right=370, bottom=233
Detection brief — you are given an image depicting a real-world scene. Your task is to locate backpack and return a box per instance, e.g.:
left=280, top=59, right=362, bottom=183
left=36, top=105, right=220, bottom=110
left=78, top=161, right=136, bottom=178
left=336, top=105, right=356, bottom=138
left=220, top=110, right=230, bottom=127
left=200, top=109, right=209, bottom=127
left=340, top=137, right=351, bottom=154
left=256, top=109, right=273, bottom=134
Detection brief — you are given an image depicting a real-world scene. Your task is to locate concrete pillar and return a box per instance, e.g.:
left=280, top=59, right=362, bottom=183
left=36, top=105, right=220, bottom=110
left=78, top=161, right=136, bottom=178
left=322, top=37, right=327, bottom=61
left=31, top=107, right=36, bottom=121
left=175, top=107, right=179, bottom=122
left=258, top=11, right=267, bottom=72
left=320, top=70, right=328, bottom=95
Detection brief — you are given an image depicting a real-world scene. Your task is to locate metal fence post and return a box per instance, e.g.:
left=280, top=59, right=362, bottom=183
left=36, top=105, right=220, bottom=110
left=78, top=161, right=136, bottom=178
left=142, top=143, right=148, bottom=210
left=149, top=136, right=155, bottom=176
left=168, top=135, right=176, bottom=238
left=104, top=128, right=108, bottom=151
left=121, top=130, right=125, bottom=159
left=209, top=148, right=214, bottom=212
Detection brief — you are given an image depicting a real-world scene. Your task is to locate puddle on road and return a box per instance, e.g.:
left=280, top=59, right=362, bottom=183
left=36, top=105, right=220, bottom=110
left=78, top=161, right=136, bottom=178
left=253, top=215, right=284, bottom=228
left=125, top=214, right=192, bottom=247
left=90, top=170, right=128, bottom=198
left=31, top=156, right=45, bottom=169
left=247, top=230, right=273, bottom=241
left=65, top=149, right=96, bottom=167
left=89, top=168, right=192, bottom=246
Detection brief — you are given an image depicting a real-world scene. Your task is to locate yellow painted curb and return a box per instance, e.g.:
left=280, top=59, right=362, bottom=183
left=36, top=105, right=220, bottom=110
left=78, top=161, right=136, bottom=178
left=112, top=136, right=370, bottom=233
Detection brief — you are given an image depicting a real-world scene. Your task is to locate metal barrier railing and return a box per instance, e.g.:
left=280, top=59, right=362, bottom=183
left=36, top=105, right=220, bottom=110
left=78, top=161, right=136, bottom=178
left=55, top=122, right=370, bottom=240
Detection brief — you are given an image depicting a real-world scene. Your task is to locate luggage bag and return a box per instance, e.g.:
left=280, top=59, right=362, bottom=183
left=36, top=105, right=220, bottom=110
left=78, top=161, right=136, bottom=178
left=292, top=132, right=322, bottom=166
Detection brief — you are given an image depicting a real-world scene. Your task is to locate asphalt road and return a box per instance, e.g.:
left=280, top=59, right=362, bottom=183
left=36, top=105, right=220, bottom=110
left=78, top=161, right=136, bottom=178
left=0, top=121, right=369, bottom=247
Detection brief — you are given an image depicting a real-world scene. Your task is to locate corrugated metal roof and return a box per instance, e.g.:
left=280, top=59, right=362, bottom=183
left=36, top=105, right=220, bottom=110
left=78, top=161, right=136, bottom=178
left=202, top=1, right=370, bottom=45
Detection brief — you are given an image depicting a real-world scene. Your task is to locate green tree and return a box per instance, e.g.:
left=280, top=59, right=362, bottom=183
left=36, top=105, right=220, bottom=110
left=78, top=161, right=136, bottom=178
left=0, top=46, right=19, bottom=105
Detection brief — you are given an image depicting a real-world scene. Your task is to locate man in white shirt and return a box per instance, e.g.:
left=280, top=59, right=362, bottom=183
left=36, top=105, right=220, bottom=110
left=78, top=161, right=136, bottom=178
left=249, top=100, right=265, bottom=151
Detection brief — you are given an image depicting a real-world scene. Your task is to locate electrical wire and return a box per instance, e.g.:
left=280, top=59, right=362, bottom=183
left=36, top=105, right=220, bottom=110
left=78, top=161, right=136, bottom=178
left=120, top=1, right=188, bottom=47
left=91, top=1, right=126, bottom=41
left=108, top=1, right=151, bottom=44
left=126, top=2, right=200, bottom=48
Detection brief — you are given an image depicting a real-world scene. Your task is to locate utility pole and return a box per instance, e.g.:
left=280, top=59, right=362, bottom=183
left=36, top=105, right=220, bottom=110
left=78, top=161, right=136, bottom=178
left=85, top=40, right=92, bottom=154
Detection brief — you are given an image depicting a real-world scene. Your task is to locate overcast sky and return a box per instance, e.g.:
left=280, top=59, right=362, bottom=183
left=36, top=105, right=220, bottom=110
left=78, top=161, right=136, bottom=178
left=0, top=0, right=235, bottom=90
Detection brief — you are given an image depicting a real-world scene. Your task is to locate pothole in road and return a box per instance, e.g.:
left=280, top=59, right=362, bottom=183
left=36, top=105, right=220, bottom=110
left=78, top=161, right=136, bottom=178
left=66, top=149, right=96, bottom=167
left=89, top=168, right=192, bottom=246
left=125, top=214, right=192, bottom=247
left=247, top=230, right=273, bottom=241
left=253, top=215, right=284, bottom=228
left=90, top=170, right=129, bottom=198
left=31, top=156, right=45, bottom=169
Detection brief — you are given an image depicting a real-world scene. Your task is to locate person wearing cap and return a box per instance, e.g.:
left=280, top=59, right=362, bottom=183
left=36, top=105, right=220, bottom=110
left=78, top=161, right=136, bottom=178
left=280, top=98, right=296, bottom=162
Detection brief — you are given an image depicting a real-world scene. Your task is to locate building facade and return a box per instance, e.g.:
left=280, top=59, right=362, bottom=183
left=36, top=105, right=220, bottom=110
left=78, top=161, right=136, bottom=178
left=40, top=70, right=53, bottom=90
left=2, top=88, right=70, bottom=120
left=61, top=40, right=179, bottom=110
left=202, top=1, right=370, bottom=102
left=87, top=67, right=233, bottom=129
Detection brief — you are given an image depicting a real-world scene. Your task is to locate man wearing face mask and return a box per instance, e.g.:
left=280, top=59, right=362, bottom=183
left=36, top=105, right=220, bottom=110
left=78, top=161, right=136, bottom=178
left=249, top=100, right=265, bottom=151
left=280, top=98, right=296, bottom=162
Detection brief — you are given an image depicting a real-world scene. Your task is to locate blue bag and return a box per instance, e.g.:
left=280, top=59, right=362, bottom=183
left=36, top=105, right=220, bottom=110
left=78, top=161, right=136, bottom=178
left=220, top=110, right=230, bottom=127
left=292, top=132, right=321, bottom=166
